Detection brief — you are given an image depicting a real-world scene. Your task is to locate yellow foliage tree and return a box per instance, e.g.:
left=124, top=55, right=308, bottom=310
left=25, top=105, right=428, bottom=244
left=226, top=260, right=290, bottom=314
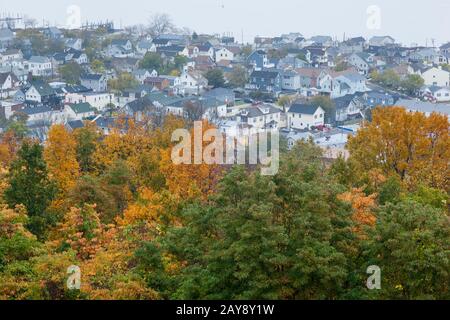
left=44, top=125, right=80, bottom=193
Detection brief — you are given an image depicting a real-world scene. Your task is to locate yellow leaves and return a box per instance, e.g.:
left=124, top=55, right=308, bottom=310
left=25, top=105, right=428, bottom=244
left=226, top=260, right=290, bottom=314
left=160, top=120, right=224, bottom=201
left=0, top=204, right=33, bottom=239
left=118, top=188, right=180, bottom=230
left=44, top=125, right=80, bottom=194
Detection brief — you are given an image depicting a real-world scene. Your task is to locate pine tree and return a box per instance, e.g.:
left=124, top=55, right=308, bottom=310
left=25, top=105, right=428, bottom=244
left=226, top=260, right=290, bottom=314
left=4, top=141, right=57, bottom=237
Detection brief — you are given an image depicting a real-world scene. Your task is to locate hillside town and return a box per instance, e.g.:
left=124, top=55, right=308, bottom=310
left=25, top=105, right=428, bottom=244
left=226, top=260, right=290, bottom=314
left=1, top=15, right=449, bottom=158
left=0, top=5, right=449, bottom=304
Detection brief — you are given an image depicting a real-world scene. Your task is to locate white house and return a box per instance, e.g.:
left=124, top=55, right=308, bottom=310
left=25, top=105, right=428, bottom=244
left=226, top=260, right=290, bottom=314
left=215, top=47, right=234, bottom=63
left=237, top=104, right=282, bottom=129
left=65, top=38, right=83, bottom=51
left=421, top=67, right=450, bottom=87
left=80, top=74, right=108, bottom=92
left=0, top=49, right=23, bottom=67
left=287, top=103, right=325, bottom=130
left=369, top=36, right=395, bottom=47
left=421, top=85, right=450, bottom=102
left=132, top=69, right=158, bottom=84
left=26, top=56, right=53, bottom=77
left=66, top=92, right=114, bottom=111
left=281, top=71, right=302, bottom=90
left=107, top=40, right=134, bottom=58
left=174, top=68, right=208, bottom=95
left=64, top=102, right=97, bottom=120
left=25, top=81, right=55, bottom=103
left=136, top=40, right=156, bottom=55
left=0, top=72, right=20, bottom=98
left=348, top=53, right=373, bottom=75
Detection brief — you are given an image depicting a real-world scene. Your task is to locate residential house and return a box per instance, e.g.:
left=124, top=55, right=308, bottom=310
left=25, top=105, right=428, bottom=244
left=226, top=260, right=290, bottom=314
left=132, top=69, right=158, bottom=84
left=65, top=38, right=83, bottom=51
left=107, top=39, right=134, bottom=58
left=247, top=70, right=283, bottom=94
left=80, top=74, right=108, bottom=92
left=215, top=47, right=234, bottom=63
left=348, top=52, right=373, bottom=75
left=174, top=68, right=208, bottom=95
left=237, top=104, right=282, bottom=129
left=66, top=92, right=114, bottom=111
left=69, top=50, right=89, bottom=65
left=395, top=98, right=450, bottom=117
left=440, top=42, right=450, bottom=56
left=287, top=103, right=325, bottom=130
left=0, top=49, right=24, bottom=68
left=144, top=76, right=170, bottom=91
left=309, top=36, right=333, bottom=47
left=121, top=96, right=159, bottom=121
left=332, top=94, right=364, bottom=123
left=65, top=102, right=97, bottom=120
left=110, top=57, right=140, bottom=73
left=0, top=72, right=20, bottom=98
left=192, top=55, right=216, bottom=71
left=26, top=56, right=53, bottom=77
left=340, top=37, right=366, bottom=54
left=281, top=70, right=302, bottom=90
left=0, top=28, right=15, bottom=48
left=118, top=84, right=153, bottom=106
left=43, top=27, right=63, bottom=39
left=410, top=48, right=448, bottom=65
left=421, top=67, right=450, bottom=87
left=362, top=91, right=395, bottom=107
left=25, top=80, right=56, bottom=103
left=277, top=56, right=309, bottom=70
left=421, top=85, right=450, bottom=102
left=369, top=36, right=395, bottom=47
left=197, top=44, right=215, bottom=61
left=295, top=67, right=322, bottom=88
left=136, top=40, right=156, bottom=55
left=303, top=46, right=329, bottom=66
left=202, top=87, right=235, bottom=106
left=247, top=50, right=273, bottom=70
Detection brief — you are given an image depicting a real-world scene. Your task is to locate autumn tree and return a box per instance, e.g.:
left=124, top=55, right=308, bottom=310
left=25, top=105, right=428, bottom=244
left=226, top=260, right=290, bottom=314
left=347, top=107, right=450, bottom=191
left=44, top=125, right=80, bottom=194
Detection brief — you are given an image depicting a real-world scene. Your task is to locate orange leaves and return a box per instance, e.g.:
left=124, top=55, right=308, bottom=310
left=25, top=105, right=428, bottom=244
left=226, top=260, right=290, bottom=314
left=338, top=188, right=377, bottom=234
left=50, top=205, right=116, bottom=261
left=347, top=107, right=450, bottom=191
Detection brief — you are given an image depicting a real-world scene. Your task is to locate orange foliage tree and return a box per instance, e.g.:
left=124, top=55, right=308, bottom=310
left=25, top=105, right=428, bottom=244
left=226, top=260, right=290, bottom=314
left=347, top=107, right=449, bottom=191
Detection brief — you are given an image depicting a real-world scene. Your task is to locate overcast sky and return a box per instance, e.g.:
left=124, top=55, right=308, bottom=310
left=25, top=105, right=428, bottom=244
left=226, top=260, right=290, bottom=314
left=2, top=0, right=450, bottom=46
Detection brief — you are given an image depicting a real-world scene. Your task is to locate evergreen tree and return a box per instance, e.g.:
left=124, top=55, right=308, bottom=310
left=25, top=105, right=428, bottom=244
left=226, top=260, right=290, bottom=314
left=4, top=141, right=57, bottom=237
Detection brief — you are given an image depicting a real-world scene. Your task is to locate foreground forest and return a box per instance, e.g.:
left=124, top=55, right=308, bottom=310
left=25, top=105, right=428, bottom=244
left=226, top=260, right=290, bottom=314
left=0, top=107, right=448, bottom=300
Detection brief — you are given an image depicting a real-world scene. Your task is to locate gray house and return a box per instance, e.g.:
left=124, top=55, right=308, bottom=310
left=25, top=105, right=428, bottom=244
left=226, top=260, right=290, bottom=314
left=80, top=74, right=108, bottom=92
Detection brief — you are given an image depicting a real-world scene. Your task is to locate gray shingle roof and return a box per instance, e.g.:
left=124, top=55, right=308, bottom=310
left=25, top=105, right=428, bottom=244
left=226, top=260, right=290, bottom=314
left=289, top=103, right=320, bottom=115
